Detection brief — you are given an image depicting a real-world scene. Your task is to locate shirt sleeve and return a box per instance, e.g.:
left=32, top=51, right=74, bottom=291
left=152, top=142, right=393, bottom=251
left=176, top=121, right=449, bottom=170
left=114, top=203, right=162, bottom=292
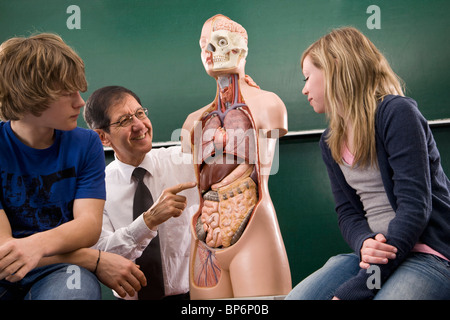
left=320, top=135, right=377, bottom=254
left=93, top=210, right=157, bottom=261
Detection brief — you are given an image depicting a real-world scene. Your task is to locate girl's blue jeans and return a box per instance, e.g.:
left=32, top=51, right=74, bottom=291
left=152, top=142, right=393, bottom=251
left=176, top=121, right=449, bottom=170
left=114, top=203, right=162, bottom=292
left=286, top=252, right=450, bottom=300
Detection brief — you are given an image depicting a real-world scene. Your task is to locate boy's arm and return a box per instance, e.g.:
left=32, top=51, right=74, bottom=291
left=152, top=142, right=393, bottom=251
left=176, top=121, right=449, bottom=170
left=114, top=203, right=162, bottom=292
left=39, top=198, right=104, bottom=255
left=0, top=209, right=12, bottom=245
left=0, top=198, right=104, bottom=282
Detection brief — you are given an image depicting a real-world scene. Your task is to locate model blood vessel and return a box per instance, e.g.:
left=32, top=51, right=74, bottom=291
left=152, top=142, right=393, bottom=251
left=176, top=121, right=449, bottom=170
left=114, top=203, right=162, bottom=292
left=182, top=14, right=291, bottom=299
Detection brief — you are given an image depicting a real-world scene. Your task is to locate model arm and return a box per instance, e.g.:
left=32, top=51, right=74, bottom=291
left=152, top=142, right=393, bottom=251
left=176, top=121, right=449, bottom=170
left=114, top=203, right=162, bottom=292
left=181, top=105, right=211, bottom=154
left=261, top=92, right=288, bottom=138
left=239, top=80, right=288, bottom=138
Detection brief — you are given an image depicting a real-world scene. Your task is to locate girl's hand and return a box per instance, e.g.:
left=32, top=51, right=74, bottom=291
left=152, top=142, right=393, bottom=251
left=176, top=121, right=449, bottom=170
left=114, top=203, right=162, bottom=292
left=360, top=233, right=397, bottom=269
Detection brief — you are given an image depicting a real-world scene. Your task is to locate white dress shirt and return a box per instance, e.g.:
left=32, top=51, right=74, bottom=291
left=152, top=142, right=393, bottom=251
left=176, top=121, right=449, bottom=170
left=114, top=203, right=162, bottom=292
left=94, top=146, right=199, bottom=299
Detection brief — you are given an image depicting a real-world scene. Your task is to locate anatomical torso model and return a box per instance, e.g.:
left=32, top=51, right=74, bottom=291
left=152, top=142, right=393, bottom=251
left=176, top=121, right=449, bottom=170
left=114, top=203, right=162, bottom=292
left=181, top=14, right=292, bottom=299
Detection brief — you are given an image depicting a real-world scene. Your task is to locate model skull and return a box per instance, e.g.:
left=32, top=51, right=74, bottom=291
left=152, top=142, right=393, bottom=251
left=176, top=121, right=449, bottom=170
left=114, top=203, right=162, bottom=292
left=207, top=29, right=248, bottom=70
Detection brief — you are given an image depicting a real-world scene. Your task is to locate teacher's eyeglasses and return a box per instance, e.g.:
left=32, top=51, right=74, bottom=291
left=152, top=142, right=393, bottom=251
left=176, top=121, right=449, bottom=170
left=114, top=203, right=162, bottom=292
left=103, top=108, right=148, bottom=128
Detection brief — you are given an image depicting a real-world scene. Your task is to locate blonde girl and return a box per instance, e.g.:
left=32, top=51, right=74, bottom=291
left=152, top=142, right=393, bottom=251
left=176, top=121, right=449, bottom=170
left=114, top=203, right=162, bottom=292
left=286, top=27, right=450, bottom=300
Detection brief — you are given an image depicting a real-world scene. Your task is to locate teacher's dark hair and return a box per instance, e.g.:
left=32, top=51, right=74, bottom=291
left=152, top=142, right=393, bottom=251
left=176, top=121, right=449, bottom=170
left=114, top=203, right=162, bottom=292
left=84, top=86, right=141, bottom=133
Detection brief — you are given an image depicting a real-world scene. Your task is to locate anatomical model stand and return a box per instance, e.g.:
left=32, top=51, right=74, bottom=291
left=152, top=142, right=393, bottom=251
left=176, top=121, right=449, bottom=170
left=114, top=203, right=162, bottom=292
left=182, top=14, right=292, bottom=299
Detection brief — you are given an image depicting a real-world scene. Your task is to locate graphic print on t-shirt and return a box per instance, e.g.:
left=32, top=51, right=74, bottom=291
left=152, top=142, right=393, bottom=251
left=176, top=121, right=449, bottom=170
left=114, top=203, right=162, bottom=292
left=1, top=167, right=77, bottom=238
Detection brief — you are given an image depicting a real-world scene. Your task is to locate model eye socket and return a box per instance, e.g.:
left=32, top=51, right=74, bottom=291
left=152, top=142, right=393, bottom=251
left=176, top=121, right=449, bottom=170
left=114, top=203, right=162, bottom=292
left=218, top=38, right=228, bottom=47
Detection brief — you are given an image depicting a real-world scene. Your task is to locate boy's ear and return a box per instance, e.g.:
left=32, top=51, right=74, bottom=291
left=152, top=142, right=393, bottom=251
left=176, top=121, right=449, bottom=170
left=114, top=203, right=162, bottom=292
left=94, top=129, right=111, bottom=147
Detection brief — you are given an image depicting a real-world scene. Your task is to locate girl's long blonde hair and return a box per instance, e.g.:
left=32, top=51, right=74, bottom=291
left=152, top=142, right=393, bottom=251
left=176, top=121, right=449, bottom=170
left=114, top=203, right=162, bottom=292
left=302, top=27, right=404, bottom=167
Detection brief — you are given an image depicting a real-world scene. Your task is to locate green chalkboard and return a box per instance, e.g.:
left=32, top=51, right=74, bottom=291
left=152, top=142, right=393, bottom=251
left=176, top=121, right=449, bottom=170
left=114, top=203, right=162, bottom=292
left=1, top=0, right=449, bottom=142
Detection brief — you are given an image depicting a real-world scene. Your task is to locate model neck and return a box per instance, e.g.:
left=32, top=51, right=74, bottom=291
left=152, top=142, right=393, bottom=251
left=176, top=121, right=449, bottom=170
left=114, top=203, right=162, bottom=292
left=217, top=74, right=240, bottom=111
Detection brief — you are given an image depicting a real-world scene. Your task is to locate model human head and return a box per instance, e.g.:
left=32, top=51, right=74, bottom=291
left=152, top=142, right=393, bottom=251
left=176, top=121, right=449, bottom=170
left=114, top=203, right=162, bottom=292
left=301, top=27, right=404, bottom=167
left=0, top=33, right=87, bottom=121
left=200, top=14, right=248, bottom=78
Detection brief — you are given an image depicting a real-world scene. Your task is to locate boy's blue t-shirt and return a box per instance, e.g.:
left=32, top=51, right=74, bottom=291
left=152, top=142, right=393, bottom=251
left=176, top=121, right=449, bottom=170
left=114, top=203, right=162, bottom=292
left=0, top=121, right=106, bottom=238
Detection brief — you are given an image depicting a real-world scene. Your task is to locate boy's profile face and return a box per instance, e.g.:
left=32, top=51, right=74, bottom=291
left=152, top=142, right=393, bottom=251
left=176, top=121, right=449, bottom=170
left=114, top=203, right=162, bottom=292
left=31, top=91, right=85, bottom=131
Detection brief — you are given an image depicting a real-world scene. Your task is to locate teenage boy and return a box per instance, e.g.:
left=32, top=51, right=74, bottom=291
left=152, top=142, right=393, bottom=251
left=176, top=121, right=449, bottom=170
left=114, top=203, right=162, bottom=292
left=0, top=33, right=112, bottom=299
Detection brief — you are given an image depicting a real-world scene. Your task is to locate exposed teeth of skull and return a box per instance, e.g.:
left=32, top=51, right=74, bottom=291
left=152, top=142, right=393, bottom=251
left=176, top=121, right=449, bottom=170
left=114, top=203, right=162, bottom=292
left=213, top=55, right=227, bottom=63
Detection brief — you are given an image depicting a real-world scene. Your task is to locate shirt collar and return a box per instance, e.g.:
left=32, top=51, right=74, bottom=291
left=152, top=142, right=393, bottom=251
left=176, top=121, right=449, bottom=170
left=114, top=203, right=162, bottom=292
left=114, top=152, right=155, bottom=183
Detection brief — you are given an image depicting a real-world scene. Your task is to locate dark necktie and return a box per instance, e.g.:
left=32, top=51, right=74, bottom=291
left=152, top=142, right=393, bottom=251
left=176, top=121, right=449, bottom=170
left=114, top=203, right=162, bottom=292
left=132, top=167, right=165, bottom=300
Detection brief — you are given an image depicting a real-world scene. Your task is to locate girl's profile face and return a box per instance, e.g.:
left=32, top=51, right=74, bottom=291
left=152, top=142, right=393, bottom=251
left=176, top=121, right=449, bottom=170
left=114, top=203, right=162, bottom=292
left=302, top=55, right=326, bottom=114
